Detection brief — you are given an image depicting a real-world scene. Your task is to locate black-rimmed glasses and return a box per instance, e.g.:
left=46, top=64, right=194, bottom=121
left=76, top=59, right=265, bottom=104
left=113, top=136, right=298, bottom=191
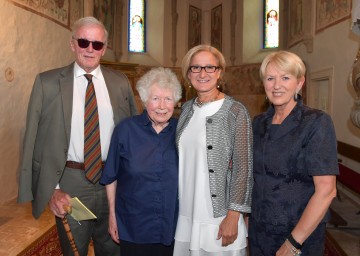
left=73, top=38, right=105, bottom=51
left=189, top=66, right=220, bottom=73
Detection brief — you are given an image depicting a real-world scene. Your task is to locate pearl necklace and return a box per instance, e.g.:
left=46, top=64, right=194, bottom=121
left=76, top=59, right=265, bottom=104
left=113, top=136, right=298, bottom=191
left=194, top=91, right=221, bottom=107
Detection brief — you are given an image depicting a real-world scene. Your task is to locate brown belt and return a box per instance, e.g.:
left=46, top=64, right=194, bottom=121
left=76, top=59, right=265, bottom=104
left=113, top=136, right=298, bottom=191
left=65, top=161, right=105, bottom=170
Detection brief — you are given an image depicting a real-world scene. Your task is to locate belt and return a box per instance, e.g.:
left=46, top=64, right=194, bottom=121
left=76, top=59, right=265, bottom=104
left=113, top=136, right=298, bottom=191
left=65, top=161, right=105, bottom=170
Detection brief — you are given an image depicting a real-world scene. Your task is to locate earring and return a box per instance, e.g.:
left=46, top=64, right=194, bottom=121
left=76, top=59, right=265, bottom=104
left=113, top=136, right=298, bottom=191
left=265, top=95, right=268, bottom=101
left=294, top=92, right=298, bottom=101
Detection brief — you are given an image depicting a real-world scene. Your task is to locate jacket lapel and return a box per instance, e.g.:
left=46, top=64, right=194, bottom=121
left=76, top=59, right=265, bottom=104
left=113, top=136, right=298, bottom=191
left=59, top=63, right=75, bottom=145
left=102, top=66, right=120, bottom=124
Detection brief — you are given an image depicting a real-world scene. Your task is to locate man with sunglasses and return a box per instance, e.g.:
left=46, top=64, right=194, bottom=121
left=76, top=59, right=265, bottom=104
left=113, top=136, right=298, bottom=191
left=18, top=16, right=137, bottom=255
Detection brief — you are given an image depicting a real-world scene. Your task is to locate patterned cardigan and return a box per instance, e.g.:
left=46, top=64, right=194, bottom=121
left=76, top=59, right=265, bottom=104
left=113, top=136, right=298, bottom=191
left=176, top=95, right=253, bottom=218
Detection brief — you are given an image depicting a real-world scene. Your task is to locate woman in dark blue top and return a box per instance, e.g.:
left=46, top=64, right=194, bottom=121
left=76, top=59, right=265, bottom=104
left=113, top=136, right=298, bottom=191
left=100, top=67, right=182, bottom=256
left=249, top=51, right=339, bottom=256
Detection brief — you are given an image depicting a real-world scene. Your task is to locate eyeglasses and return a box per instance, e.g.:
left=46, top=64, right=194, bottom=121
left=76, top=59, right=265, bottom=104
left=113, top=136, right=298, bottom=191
left=189, top=66, right=220, bottom=73
left=74, top=38, right=105, bottom=51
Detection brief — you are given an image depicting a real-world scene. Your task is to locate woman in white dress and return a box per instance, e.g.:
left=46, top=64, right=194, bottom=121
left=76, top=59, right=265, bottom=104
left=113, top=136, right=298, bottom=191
left=174, top=45, right=253, bottom=256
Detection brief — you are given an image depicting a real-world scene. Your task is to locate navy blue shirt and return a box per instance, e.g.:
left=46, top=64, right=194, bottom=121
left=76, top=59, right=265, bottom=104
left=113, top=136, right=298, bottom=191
left=100, top=111, right=178, bottom=245
left=249, top=99, right=339, bottom=255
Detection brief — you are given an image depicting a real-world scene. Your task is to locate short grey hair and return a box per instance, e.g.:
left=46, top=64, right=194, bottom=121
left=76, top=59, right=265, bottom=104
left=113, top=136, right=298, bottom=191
left=136, top=67, right=182, bottom=105
left=71, top=16, right=108, bottom=45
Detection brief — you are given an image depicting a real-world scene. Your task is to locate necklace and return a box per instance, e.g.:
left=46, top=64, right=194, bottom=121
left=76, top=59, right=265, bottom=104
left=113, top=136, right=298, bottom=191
left=194, top=91, right=221, bottom=107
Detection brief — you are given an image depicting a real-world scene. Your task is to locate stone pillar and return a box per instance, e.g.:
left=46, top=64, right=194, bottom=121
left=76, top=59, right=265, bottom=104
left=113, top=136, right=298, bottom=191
left=171, top=0, right=178, bottom=66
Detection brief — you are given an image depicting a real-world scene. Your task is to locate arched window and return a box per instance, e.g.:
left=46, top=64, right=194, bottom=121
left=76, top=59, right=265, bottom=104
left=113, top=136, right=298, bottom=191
left=129, top=0, right=146, bottom=52
left=264, top=0, right=279, bottom=49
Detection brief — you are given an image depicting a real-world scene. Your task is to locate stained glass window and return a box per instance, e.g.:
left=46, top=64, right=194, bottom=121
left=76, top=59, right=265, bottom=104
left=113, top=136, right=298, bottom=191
left=129, top=0, right=145, bottom=52
left=264, top=0, right=279, bottom=48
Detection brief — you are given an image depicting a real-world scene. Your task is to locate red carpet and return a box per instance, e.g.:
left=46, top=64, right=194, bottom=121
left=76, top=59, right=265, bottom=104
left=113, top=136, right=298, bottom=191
left=18, top=225, right=62, bottom=256
left=14, top=225, right=345, bottom=256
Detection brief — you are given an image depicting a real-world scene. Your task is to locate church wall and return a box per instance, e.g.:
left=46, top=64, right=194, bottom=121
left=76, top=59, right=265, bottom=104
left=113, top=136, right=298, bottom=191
left=290, top=21, right=360, bottom=149
left=0, top=0, right=359, bottom=206
left=0, top=1, right=74, bottom=204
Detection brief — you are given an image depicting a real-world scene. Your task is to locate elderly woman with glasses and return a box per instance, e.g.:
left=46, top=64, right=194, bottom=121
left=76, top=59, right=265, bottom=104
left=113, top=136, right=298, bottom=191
left=173, top=45, right=253, bottom=256
left=100, top=67, right=182, bottom=256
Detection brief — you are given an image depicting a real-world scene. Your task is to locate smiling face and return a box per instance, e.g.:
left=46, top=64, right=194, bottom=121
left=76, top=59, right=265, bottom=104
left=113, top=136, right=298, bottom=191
left=70, top=24, right=106, bottom=73
left=146, top=83, right=175, bottom=127
left=263, top=63, right=304, bottom=112
left=187, top=51, right=221, bottom=94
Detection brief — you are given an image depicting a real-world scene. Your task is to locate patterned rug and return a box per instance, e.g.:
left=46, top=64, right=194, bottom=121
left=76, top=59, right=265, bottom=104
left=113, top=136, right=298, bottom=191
left=324, top=230, right=347, bottom=256
left=18, top=225, right=62, bottom=256
left=13, top=224, right=346, bottom=256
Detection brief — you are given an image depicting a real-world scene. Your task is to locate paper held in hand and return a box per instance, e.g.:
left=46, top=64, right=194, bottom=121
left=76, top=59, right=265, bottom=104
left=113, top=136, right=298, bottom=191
left=69, top=197, right=97, bottom=221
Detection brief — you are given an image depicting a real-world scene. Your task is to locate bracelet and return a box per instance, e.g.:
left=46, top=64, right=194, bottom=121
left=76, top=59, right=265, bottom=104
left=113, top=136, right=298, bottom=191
left=285, top=241, right=302, bottom=255
left=288, top=233, right=303, bottom=249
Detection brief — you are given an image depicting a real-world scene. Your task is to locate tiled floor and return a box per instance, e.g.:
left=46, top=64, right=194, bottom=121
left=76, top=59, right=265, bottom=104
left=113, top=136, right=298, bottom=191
left=327, top=190, right=360, bottom=255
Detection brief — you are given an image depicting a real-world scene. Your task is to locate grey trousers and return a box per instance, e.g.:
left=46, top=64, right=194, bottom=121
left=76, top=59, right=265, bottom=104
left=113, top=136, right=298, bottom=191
left=55, top=167, right=120, bottom=256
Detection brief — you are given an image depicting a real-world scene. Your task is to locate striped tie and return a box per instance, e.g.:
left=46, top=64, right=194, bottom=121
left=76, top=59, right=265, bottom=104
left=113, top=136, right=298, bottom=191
left=84, top=74, right=102, bottom=183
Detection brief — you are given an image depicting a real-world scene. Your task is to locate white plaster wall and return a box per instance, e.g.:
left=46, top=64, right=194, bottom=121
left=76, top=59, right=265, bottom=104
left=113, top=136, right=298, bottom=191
left=290, top=20, right=360, bottom=148
left=0, top=1, right=74, bottom=204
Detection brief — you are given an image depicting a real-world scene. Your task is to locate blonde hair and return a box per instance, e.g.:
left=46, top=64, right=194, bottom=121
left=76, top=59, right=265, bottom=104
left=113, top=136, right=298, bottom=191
left=181, top=44, right=225, bottom=85
left=259, top=51, right=306, bottom=80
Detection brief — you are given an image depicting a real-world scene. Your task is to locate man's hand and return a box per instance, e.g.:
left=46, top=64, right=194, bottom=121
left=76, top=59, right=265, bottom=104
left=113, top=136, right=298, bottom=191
left=48, top=189, right=72, bottom=218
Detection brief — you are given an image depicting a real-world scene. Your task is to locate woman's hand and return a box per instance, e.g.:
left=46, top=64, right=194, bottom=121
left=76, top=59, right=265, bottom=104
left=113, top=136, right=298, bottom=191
left=105, top=182, right=119, bottom=243
left=108, top=213, right=120, bottom=244
left=276, top=240, right=300, bottom=256
left=217, top=210, right=240, bottom=246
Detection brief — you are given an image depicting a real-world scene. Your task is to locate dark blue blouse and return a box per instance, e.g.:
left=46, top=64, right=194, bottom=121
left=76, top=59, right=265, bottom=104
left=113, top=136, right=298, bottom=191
left=249, top=99, right=339, bottom=255
left=100, top=111, right=178, bottom=246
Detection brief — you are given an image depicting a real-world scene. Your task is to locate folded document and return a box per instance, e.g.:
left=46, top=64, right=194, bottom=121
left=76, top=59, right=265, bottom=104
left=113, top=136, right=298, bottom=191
left=69, top=197, right=97, bottom=221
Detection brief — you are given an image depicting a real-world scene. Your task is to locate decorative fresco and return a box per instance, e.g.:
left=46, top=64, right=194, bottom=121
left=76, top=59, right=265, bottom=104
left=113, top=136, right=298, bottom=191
left=316, top=0, right=351, bottom=33
left=188, top=5, right=201, bottom=50
left=9, top=0, right=70, bottom=28
left=94, top=0, right=115, bottom=49
left=288, top=0, right=304, bottom=47
left=211, top=4, right=222, bottom=51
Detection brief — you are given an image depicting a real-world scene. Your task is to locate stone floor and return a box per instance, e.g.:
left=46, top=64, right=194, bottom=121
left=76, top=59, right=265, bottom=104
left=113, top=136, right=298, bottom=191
left=327, top=190, right=360, bottom=255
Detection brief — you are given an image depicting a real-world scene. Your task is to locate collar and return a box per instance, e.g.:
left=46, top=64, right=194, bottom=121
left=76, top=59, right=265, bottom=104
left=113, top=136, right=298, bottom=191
left=73, top=62, right=103, bottom=81
left=139, top=110, right=175, bottom=129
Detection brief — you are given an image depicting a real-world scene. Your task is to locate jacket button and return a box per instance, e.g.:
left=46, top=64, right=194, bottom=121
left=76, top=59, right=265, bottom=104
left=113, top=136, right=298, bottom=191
left=207, top=145, right=213, bottom=150
left=211, top=194, right=217, bottom=197
left=207, top=119, right=213, bottom=123
left=209, top=169, right=214, bottom=173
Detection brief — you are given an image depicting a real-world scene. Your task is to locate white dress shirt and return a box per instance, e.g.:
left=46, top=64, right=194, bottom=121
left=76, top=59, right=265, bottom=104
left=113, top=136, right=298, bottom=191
left=67, top=62, right=115, bottom=162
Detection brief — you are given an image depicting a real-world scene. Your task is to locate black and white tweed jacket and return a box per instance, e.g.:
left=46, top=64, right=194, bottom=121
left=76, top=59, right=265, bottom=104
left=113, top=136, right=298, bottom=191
left=176, top=95, right=253, bottom=218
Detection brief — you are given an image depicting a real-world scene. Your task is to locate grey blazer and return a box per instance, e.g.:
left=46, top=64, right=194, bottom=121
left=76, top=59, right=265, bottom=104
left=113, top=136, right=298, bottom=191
left=176, top=95, right=253, bottom=217
left=18, top=63, right=137, bottom=218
